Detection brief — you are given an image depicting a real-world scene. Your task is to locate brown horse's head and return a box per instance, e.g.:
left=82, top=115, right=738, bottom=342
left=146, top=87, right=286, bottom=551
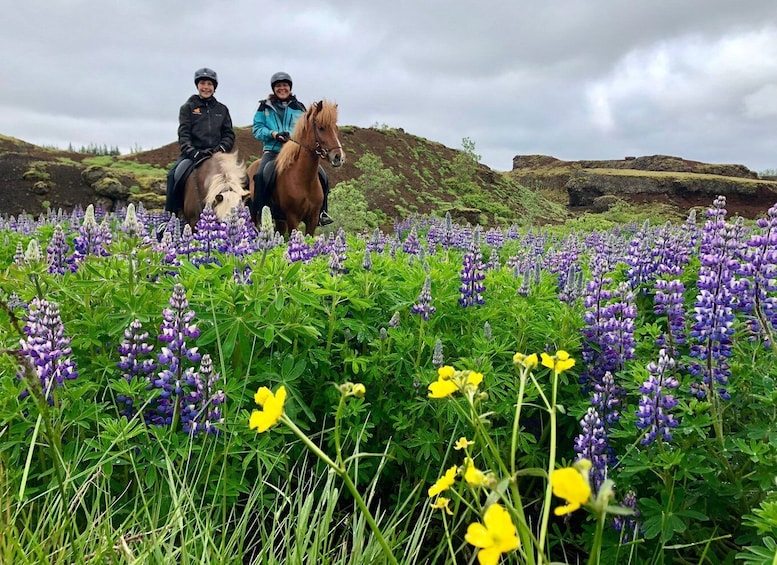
left=277, top=100, right=344, bottom=173
left=201, top=152, right=249, bottom=219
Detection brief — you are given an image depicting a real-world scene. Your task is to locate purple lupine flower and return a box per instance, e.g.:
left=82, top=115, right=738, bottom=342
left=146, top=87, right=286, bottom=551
left=233, top=264, right=254, bottom=285
left=17, top=298, right=78, bottom=404
left=13, top=241, right=25, bottom=266
left=69, top=204, right=112, bottom=268
left=411, top=275, right=436, bottom=321
left=459, top=235, right=486, bottom=308
left=366, top=228, right=386, bottom=254
left=328, top=229, right=349, bottom=275
left=149, top=284, right=201, bottom=426
left=47, top=224, right=70, bottom=275
left=180, top=353, right=225, bottom=435
left=193, top=204, right=226, bottom=265
left=403, top=226, right=421, bottom=255
left=362, top=248, right=373, bottom=271
left=116, top=319, right=156, bottom=417
left=688, top=196, right=741, bottom=401
left=426, top=223, right=440, bottom=255
left=176, top=223, right=199, bottom=262
left=635, top=348, right=679, bottom=445
left=739, top=202, right=777, bottom=346
left=612, top=490, right=641, bottom=536
left=484, top=228, right=504, bottom=248
left=574, top=407, right=610, bottom=491
left=388, top=311, right=401, bottom=328
left=653, top=278, right=687, bottom=351
left=590, top=371, right=623, bottom=426
left=223, top=206, right=254, bottom=257
left=285, top=229, right=313, bottom=263
left=255, top=206, right=282, bottom=252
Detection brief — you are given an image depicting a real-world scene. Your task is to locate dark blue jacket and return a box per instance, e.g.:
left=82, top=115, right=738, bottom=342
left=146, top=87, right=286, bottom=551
left=178, top=94, right=235, bottom=154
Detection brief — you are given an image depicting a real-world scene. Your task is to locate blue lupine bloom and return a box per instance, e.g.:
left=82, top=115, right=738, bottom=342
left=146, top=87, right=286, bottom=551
left=613, top=490, right=641, bottom=536
left=285, top=229, right=313, bottom=263
left=688, top=196, right=740, bottom=401
left=180, top=353, right=225, bottom=435
left=116, top=319, right=156, bottom=417
left=193, top=204, right=226, bottom=266
left=411, top=275, right=436, bottom=321
left=402, top=226, right=421, bottom=255
left=388, top=311, right=401, bottom=328
left=653, top=278, right=687, bottom=350
left=149, top=284, right=201, bottom=426
left=365, top=228, right=387, bottom=254
left=459, top=235, right=486, bottom=308
left=17, top=297, right=78, bottom=404
left=69, top=204, right=111, bottom=268
left=361, top=248, right=373, bottom=271
left=635, top=348, right=679, bottom=445
left=121, top=203, right=146, bottom=239
left=591, top=371, right=623, bottom=426
left=46, top=224, right=70, bottom=275
left=223, top=205, right=254, bottom=257
left=432, top=338, right=444, bottom=367
left=739, top=202, right=777, bottom=346
left=574, top=407, right=610, bottom=491
left=177, top=224, right=199, bottom=263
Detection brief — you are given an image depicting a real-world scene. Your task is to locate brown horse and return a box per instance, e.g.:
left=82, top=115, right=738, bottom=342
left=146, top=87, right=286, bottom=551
left=183, top=152, right=248, bottom=229
left=247, top=100, right=344, bottom=236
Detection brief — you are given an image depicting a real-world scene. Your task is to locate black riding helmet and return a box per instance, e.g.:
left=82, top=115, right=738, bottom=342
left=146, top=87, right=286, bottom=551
left=194, top=68, right=218, bottom=89
left=270, top=71, right=292, bottom=90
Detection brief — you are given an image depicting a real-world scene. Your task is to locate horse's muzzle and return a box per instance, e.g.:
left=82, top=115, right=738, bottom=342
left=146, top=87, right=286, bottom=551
left=329, top=149, right=345, bottom=168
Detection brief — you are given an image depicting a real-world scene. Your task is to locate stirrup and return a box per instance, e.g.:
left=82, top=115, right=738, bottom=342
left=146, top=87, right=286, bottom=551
left=319, top=211, right=334, bottom=226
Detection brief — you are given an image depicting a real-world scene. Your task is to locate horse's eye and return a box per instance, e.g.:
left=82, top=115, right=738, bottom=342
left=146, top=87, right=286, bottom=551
left=216, top=194, right=224, bottom=203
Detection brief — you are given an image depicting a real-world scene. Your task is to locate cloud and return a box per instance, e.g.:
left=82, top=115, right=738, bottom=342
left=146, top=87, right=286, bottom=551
left=1, top=0, right=776, bottom=172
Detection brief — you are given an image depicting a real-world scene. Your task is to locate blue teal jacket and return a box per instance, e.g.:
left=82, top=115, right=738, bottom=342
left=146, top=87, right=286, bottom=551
left=252, top=95, right=306, bottom=153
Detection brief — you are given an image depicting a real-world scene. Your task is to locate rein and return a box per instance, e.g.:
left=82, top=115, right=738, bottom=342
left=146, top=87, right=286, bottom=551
left=289, top=118, right=342, bottom=159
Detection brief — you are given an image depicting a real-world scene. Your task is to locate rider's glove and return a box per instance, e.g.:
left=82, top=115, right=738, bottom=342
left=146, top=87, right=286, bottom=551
left=276, top=131, right=291, bottom=143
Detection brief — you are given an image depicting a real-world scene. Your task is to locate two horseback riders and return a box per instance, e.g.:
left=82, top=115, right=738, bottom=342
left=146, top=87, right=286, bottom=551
left=164, top=68, right=336, bottom=228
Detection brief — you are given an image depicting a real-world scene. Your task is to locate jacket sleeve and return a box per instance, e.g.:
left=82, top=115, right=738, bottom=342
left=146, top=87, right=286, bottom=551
left=219, top=106, right=235, bottom=152
left=177, top=102, right=193, bottom=149
left=252, top=105, right=276, bottom=143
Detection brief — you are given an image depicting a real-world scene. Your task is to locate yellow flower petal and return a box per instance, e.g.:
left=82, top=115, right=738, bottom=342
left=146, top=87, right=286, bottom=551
left=464, top=458, right=489, bottom=487
left=551, top=467, right=591, bottom=515
left=254, top=386, right=271, bottom=406
left=428, top=378, right=459, bottom=399
left=465, top=504, right=520, bottom=565
left=430, top=496, right=454, bottom=515
left=454, top=436, right=474, bottom=450
left=352, top=383, right=366, bottom=397
left=466, top=371, right=484, bottom=388
left=428, top=465, right=458, bottom=497
left=438, top=365, right=456, bottom=380
left=249, top=385, right=286, bottom=433
left=513, top=352, right=538, bottom=370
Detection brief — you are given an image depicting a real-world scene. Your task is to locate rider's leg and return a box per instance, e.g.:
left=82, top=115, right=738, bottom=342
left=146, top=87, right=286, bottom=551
left=318, top=166, right=334, bottom=226
left=253, top=152, right=276, bottom=217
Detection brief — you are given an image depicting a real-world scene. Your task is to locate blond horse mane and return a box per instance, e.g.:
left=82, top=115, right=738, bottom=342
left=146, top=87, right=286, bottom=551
left=276, top=100, right=339, bottom=175
left=203, top=152, right=249, bottom=218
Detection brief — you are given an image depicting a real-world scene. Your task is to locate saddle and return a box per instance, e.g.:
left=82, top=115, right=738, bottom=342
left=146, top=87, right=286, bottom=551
left=173, top=154, right=212, bottom=195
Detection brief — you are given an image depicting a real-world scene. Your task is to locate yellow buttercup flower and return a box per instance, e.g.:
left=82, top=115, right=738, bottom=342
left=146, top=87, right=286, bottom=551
left=465, top=503, right=520, bottom=565
left=551, top=466, right=592, bottom=516
left=541, top=350, right=575, bottom=373
left=463, top=458, right=490, bottom=487
left=428, top=465, right=458, bottom=497
left=249, top=385, right=286, bottom=433
left=428, top=378, right=459, bottom=398
left=430, top=496, right=454, bottom=515
left=428, top=367, right=484, bottom=399
left=513, top=352, right=538, bottom=370
left=454, top=436, right=474, bottom=450
left=351, top=383, right=366, bottom=397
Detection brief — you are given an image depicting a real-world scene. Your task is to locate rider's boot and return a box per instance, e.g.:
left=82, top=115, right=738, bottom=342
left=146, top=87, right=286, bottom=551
left=318, top=167, right=334, bottom=226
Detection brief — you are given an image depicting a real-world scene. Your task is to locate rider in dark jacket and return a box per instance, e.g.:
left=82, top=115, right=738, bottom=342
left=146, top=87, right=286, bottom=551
left=165, top=68, right=235, bottom=213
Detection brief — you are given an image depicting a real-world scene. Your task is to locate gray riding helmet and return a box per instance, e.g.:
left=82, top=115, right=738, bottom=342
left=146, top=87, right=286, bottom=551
left=270, top=71, right=293, bottom=90
left=194, top=68, right=218, bottom=89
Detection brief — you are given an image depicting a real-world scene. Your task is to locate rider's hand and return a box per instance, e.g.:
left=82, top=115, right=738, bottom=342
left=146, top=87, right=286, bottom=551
left=276, top=131, right=291, bottom=143
left=181, top=143, right=195, bottom=157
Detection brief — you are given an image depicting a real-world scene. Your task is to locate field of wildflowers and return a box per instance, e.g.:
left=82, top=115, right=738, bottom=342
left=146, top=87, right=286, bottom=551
left=1, top=197, right=777, bottom=564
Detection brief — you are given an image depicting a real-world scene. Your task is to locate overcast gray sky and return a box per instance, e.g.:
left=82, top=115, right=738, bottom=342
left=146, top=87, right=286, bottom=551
left=2, top=1, right=777, bottom=172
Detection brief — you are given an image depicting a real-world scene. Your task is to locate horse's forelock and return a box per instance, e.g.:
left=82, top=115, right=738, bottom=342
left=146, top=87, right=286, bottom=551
left=204, top=153, right=248, bottom=212
left=314, top=100, right=338, bottom=128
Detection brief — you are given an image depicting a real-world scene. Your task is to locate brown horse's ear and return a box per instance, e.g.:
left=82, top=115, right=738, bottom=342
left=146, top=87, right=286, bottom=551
left=315, top=100, right=323, bottom=113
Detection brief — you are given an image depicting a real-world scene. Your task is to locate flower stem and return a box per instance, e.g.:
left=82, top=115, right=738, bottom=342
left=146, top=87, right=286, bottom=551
left=537, top=368, right=560, bottom=561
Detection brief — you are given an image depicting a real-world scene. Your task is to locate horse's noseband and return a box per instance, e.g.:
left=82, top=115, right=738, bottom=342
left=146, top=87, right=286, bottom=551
left=311, top=118, right=343, bottom=159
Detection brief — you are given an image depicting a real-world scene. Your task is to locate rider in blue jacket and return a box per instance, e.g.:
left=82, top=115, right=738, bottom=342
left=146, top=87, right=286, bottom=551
left=251, top=71, right=333, bottom=226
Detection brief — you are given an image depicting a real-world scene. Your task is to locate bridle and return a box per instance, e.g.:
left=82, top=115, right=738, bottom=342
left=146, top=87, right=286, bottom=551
left=289, top=118, right=343, bottom=159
